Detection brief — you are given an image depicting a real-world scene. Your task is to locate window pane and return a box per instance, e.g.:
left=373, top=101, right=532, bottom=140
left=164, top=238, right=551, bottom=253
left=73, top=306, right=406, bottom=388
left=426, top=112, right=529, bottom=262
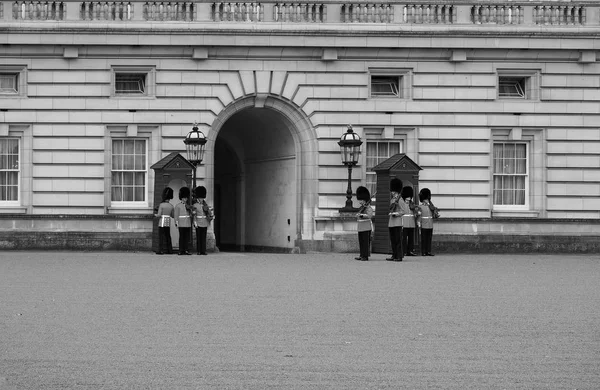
left=389, top=142, right=400, bottom=156
left=124, top=140, right=134, bottom=154
left=111, top=186, right=122, bottom=202
left=123, top=187, right=134, bottom=201
left=112, top=140, right=123, bottom=155
left=112, top=155, right=122, bottom=170
left=123, top=172, right=134, bottom=185
left=134, top=186, right=145, bottom=202
left=377, top=143, right=387, bottom=158
left=134, top=155, right=145, bottom=170
left=123, top=154, right=135, bottom=170
left=366, top=142, right=377, bottom=170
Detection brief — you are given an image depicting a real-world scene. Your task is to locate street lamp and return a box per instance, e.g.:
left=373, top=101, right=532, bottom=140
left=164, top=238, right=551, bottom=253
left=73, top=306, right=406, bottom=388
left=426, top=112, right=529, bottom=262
left=338, top=125, right=362, bottom=212
left=183, top=122, right=207, bottom=191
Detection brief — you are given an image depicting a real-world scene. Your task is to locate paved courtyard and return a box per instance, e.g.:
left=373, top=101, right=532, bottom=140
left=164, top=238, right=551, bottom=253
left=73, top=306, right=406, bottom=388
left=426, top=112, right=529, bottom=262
left=0, top=251, right=598, bottom=389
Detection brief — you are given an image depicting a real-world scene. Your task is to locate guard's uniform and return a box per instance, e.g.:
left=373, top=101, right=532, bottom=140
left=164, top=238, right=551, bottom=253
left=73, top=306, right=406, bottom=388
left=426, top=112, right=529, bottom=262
left=387, top=178, right=404, bottom=261
left=355, top=186, right=373, bottom=261
left=401, top=186, right=417, bottom=256
left=174, top=187, right=192, bottom=255
left=156, top=199, right=174, bottom=254
left=418, top=188, right=437, bottom=256
left=193, top=186, right=212, bottom=255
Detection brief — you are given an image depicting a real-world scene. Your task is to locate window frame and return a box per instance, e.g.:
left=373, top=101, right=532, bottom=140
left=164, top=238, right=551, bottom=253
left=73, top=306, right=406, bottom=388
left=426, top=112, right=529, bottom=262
left=115, top=73, right=147, bottom=95
left=0, top=137, right=20, bottom=206
left=111, top=66, right=155, bottom=98
left=492, top=141, right=530, bottom=210
left=0, top=65, right=27, bottom=97
left=369, top=68, right=412, bottom=100
left=110, top=138, right=149, bottom=208
left=497, top=69, right=539, bottom=101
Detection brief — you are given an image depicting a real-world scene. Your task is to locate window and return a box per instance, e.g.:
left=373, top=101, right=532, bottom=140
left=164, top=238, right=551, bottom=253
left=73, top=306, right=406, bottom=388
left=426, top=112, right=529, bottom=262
left=492, top=142, right=528, bottom=207
left=0, top=66, right=27, bottom=97
left=371, top=76, right=400, bottom=97
left=111, top=139, right=147, bottom=203
left=0, top=73, right=19, bottom=94
left=111, top=66, right=155, bottom=97
left=115, top=73, right=147, bottom=95
left=499, top=77, right=526, bottom=98
left=369, top=69, right=412, bottom=99
left=0, top=138, right=19, bottom=203
left=497, top=69, right=539, bottom=100
left=366, top=140, right=403, bottom=196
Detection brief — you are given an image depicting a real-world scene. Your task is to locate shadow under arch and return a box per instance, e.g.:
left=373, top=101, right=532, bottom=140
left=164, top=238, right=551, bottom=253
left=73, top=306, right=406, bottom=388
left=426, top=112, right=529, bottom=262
left=204, top=94, right=318, bottom=251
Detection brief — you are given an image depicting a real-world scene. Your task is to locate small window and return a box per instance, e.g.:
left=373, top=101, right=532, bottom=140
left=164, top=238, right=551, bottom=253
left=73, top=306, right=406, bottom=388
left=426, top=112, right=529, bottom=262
left=0, top=73, right=19, bottom=94
left=499, top=77, right=527, bottom=99
left=115, top=73, right=147, bottom=95
left=371, top=76, right=400, bottom=97
left=0, top=138, right=20, bottom=202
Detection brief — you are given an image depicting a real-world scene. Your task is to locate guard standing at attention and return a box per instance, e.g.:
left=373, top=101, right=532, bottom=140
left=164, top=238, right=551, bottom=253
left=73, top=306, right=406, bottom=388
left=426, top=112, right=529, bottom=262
left=355, top=186, right=374, bottom=261
left=387, top=178, right=404, bottom=262
left=174, top=186, right=192, bottom=255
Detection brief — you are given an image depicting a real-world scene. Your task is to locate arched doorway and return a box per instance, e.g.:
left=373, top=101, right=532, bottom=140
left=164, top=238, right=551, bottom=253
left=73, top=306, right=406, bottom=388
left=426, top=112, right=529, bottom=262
left=214, top=107, right=297, bottom=252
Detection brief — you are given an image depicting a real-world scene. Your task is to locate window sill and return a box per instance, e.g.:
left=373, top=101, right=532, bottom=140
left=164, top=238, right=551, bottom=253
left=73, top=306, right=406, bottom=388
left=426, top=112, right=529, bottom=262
left=492, top=210, right=540, bottom=218
left=107, top=206, right=154, bottom=215
left=0, top=206, right=27, bottom=214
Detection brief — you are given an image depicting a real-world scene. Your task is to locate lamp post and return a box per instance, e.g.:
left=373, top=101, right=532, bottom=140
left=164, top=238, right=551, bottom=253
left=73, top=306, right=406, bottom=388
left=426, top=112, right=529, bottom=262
left=338, top=125, right=362, bottom=212
left=183, top=122, right=207, bottom=191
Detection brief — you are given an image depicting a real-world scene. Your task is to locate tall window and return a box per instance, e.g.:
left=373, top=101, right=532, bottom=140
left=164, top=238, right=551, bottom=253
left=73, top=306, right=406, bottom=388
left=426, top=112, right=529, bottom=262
left=366, top=141, right=402, bottom=196
left=0, top=138, right=19, bottom=202
left=493, top=143, right=528, bottom=207
left=111, top=139, right=147, bottom=203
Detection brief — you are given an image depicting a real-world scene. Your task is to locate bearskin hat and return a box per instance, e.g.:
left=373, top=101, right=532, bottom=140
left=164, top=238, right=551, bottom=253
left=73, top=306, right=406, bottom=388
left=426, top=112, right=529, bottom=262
left=195, top=186, right=207, bottom=199
left=161, top=187, right=174, bottom=202
left=179, top=186, right=190, bottom=200
left=390, top=178, right=403, bottom=193
left=401, top=186, right=414, bottom=200
left=419, top=188, right=431, bottom=202
left=356, top=186, right=371, bottom=202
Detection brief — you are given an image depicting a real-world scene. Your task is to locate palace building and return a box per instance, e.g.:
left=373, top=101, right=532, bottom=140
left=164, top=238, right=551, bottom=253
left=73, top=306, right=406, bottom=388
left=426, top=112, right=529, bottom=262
left=1, top=0, right=599, bottom=252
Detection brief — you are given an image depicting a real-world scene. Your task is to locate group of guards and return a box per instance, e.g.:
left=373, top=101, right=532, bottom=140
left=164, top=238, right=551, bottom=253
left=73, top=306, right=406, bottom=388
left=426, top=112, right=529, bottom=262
left=153, top=177, right=437, bottom=259
left=355, top=177, right=440, bottom=261
left=154, top=186, right=214, bottom=256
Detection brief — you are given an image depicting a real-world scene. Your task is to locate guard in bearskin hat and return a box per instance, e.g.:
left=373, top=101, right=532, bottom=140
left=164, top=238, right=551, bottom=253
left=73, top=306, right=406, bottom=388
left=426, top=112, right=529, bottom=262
left=401, top=186, right=418, bottom=256
left=174, top=186, right=192, bottom=255
left=192, top=186, right=213, bottom=255
left=154, top=187, right=174, bottom=254
left=387, top=177, right=404, bottom=261
left=418, top=188, right=439, bottom=256
left=355, top=186, right=374, bottom=261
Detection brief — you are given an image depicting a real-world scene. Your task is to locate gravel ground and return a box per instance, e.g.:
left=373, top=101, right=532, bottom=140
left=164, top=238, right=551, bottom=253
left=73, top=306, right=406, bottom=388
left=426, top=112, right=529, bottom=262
left=0, top=251, right=599, bottom=389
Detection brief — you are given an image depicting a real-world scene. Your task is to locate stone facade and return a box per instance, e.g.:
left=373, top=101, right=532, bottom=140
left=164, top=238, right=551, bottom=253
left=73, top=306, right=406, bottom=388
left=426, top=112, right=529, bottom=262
left=0, top=0, right=599, bottom=252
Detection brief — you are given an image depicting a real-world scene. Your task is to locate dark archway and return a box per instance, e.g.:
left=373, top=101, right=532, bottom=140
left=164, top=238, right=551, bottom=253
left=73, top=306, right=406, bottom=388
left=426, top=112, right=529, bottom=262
left=214, top=107, right=297, bottom=252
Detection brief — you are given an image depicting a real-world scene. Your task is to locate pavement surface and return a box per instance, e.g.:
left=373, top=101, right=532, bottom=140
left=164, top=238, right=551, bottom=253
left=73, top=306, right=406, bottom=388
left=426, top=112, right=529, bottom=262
left=0, top=251, right=599, bottom=390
